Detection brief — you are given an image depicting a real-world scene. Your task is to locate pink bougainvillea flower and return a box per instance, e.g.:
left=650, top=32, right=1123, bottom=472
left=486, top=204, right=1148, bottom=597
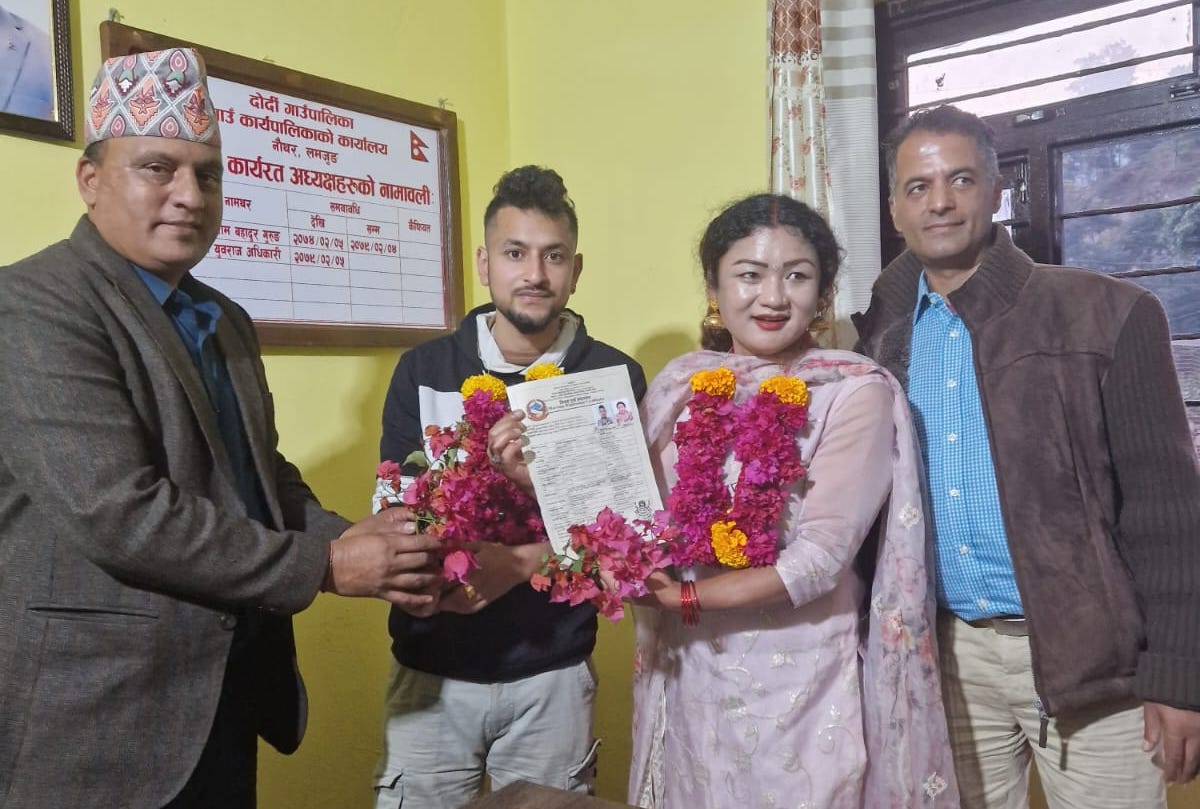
left=425, top=425, right=457, bottom=459
left=377, top=460, right=403, bottom=488
left=536, top=508, right=676, bottom=622
left=442, top=548, right=480, bottom=584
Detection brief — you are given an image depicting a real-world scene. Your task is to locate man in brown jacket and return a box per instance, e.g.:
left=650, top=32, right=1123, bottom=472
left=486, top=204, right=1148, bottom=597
left=855, top=105, right=1200, bottom=808
left=0, top=49, right=439, bottom=809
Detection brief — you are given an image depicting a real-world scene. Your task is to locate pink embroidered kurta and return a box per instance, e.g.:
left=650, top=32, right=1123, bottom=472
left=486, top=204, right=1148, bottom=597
left=629, top=349, right=958, bottom=809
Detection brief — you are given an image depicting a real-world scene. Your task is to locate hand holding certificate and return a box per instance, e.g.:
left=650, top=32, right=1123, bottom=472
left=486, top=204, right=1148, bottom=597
left=505, top=365, right=661, bottom=554
left=505, top=365, right=676, bottom=619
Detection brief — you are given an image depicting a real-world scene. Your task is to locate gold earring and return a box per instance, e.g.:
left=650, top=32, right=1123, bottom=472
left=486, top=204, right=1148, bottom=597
left=810, top=306, right=830, bottom=334
left=703, top=297, right=724, bottom=329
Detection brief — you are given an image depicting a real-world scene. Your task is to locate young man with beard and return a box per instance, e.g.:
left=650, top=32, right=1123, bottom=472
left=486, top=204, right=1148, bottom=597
left=854, top=105, right=1200, bottom=808
left=371, top=165, right=646, bottom=808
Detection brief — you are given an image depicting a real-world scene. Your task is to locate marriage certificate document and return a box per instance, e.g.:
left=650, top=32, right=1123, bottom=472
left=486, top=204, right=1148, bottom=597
left=506, top=366, right=662, bottom=555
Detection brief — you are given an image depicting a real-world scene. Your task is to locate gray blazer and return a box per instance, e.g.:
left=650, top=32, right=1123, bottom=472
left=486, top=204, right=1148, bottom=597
left=0, top=217, right=351, bottom=808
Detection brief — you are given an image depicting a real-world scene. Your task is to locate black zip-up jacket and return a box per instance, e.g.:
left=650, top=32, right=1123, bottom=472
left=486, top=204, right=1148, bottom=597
left=380, top=303, right=647, bottom=682
left=853, top=226, right=1200, bottom=716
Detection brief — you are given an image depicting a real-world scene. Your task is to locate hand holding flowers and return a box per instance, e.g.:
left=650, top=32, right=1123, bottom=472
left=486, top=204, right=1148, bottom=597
left=438, top=540, right=550, bottom=613
left=485, top=409, right=535, bottom=496
left=376, top=364, right=564, bottom=590
left=326, top=507, right=444, bottom=615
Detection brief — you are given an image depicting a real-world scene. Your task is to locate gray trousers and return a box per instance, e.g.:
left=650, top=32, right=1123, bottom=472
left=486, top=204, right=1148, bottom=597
left=373, top=658, right=599, bottom=809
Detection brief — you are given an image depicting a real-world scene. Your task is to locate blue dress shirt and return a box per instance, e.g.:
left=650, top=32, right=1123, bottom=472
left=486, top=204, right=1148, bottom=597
left=907, top=273, right=1023, bottom=620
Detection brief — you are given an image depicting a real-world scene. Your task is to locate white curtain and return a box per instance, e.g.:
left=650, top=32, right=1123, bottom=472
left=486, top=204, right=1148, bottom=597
left=769, top=0, right=880, bottom=345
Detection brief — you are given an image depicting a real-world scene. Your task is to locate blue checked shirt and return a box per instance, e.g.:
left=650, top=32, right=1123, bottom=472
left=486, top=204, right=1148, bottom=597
left=907, top=274, right=1023, bottom=620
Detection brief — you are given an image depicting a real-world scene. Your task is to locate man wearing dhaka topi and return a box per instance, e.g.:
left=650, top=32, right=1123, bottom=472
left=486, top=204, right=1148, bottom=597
left=0, top=49, right=441, bottom=809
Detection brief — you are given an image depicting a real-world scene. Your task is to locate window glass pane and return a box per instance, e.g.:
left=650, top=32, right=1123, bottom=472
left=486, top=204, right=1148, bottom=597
left=912, top=0, right=1181, bottom=60
left=994, top=188, right=1015, bottom=222
left=1127, top=271, right=1200, bottom=334
left=945, top=55, right=1192, bottom=116
left=994, top=160, right=1029, bottom=225
left=1174, top=337, right=1200, bottom=451
left=1062, top=202, right=1200, bottom=272
left=1061, top=127, right=1200, bottom=213
left=907, top=3, right=1192, bottom=112
left=1174, top=339, right=1200, bottom=401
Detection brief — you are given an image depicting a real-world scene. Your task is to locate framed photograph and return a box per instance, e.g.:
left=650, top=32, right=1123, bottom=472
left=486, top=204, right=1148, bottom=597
left=0, top=0, right=74, bottom=140
left=100, top=21, right=464, bottom=348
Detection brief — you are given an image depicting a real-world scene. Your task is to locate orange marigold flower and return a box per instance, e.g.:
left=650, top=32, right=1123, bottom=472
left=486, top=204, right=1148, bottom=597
left=690, top=367, right=736, bottom=399
left=460, top=373, right=507, bottom=401
left=524, top=363, right=564, bottom=381
left=760, top=376, right=809, bottom=406
left=710, top=520, right=750, bottom=569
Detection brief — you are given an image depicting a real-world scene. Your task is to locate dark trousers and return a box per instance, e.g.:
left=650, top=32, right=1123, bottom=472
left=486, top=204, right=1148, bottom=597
left=164, top=623, right=259, bottom=809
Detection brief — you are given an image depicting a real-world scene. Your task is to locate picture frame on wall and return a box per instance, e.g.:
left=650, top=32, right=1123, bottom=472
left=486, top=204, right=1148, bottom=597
left=0, top=0, right=74, bottom=140
left=100, top=21, right=465, bottom=348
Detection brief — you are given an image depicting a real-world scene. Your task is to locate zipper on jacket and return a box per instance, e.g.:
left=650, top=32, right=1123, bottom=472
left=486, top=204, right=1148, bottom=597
left=1035, top=697, right=1049, bottom=748
left=962, top=307, right=1054, bottom=739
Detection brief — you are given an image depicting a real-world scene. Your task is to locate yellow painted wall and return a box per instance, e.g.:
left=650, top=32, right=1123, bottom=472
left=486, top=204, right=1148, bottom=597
left=4, top=1, right=1199, bottom=807
left=503, top=1, right=768, bottom=800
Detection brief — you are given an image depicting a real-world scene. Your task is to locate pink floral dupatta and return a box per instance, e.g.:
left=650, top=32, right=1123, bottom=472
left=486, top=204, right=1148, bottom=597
left=629, top=349, right=959, bottom=808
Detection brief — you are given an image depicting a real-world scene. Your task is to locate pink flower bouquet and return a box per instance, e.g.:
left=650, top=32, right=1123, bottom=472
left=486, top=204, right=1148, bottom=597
left=377, top=371, right=548, bottom=585
left=531, top=508, right=678, bottom=621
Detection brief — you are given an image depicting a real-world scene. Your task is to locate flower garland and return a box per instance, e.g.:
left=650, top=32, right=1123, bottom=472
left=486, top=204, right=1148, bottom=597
left=524, top=363, right=564, bottom=382
left=668, top=368, right=809, bottom=569
left=377, top=362, right=563, bottom=584
left=533, top=366, right=809, bottom=620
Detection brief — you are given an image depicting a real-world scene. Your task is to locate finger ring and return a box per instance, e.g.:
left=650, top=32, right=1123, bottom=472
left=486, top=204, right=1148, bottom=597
left=463, top=584, right=478, bottom=600
left=488, top=451, right=502, bottom=466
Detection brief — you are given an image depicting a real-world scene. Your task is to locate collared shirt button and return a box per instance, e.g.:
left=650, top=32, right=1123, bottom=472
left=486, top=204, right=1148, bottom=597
left=947, top=433, right=958, bottom=443
left=218, top=613, right=238, bottom=630
left=978, top=598, right=990, bottom=610
left=959, top=544, right=970, bottom=555
left=949, top=329, right=960, bottom=338
left=949, top=487, right=960, bottom=498
left=946, top=379, right=958, bottom=389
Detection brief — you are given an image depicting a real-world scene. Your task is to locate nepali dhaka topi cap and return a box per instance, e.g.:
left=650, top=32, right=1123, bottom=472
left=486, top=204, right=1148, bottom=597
left=85, top=48, right=220, bottom=146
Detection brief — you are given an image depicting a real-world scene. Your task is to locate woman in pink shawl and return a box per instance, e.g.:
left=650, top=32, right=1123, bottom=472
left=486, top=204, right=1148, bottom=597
left=627, top=194, right=958, bottom=809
